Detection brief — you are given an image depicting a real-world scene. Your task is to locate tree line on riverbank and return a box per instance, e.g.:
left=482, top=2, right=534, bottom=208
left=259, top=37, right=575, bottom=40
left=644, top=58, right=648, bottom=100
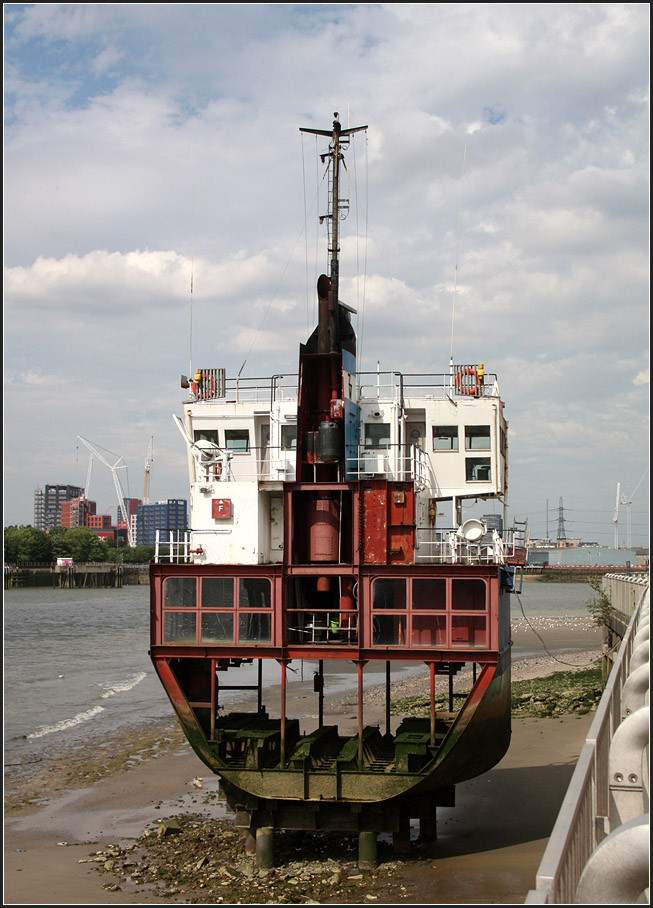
left=4, top=525, right=155, bottom=565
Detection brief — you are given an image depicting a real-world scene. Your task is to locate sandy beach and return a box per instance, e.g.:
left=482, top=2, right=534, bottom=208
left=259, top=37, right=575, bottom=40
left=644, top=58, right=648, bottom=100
left=4, top=619, right=603, bottom=905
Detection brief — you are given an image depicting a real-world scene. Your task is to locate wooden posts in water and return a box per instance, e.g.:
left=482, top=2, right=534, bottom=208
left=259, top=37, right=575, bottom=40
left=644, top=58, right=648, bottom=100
left=5, top=563, right=124, bottom=589
left=53, top=564, right=124, bottom=588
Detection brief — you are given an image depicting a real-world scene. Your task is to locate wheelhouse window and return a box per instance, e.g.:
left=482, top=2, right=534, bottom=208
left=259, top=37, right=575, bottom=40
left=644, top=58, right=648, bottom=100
left=163, top=612, right=197, bottom=643
left=239, top=577, right=272, bottom=608
left=281, top=424, right=297, bottom=450
left=433, top=425, right=458, bottom=451
left=162, top=576, right=272, bottom=644
left=194, top=429, right=219, bottom=444
left=412, top=578, right=446, bottom=609
left=364, top=423, right=391, bottom=449
left=371, top=576, right=488, bottom=648
left=451, top=578, right=486, bottom=610
left=201, top=577, right=234, bottom=607
left=164, top=577, right=196, bottom=607
left=466, top=457, right=492, bottom=481
left=224, top=429, right=250, bottom=452
left=372, top=578, right=407, bottom=609
left=465, top=425, right=491, bottom=450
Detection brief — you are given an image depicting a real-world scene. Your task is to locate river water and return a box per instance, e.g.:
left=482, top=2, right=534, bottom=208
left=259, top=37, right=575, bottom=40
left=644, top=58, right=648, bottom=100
left=3, top=580, right=594, bottom=772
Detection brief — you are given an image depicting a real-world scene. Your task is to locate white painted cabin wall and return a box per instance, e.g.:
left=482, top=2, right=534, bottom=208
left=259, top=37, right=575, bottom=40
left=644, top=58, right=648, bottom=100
left=182, top=387, right=507, bottom=565
left=189, top=481, right=262, bottom=565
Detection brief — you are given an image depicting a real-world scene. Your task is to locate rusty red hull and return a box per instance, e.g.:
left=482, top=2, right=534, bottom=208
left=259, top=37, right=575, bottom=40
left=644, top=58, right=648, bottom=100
left=149, top=560, right=513, bottom=810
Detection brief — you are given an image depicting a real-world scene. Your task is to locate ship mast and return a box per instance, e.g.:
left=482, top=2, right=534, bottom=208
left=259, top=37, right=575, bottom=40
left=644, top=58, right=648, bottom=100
left=300, top=113, right=367, bottom=303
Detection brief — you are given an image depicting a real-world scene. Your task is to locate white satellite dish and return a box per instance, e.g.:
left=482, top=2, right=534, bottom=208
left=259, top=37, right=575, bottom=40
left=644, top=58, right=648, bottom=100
left=457, top=518, right=487, bottom=543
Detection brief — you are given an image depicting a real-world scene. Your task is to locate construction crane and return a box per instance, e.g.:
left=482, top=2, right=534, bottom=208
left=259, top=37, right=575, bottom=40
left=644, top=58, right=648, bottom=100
left=76, top=436, right=135, bottom=547
left=84, top=452, right=94, bottom=500
left=144, top=436, right=154, bottom=504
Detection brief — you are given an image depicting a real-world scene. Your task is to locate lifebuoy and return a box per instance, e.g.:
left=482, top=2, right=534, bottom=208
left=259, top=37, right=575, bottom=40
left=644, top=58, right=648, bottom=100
left=456, top=367, right=478, bottom=396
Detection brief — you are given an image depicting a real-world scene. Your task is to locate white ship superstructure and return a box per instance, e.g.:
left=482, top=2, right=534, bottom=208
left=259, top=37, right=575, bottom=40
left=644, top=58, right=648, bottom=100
left=169, top=364, right=516, bottom=567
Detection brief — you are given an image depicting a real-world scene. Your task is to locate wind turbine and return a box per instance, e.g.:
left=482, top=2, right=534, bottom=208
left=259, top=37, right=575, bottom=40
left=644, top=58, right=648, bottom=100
left=613, top=482, right=621, bottom=548
left=619, top=469, right=648, bottom=550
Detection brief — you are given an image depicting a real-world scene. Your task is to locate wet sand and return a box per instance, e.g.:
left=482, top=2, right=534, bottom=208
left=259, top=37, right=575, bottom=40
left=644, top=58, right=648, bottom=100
left=4, top=620, right=602, bottom=905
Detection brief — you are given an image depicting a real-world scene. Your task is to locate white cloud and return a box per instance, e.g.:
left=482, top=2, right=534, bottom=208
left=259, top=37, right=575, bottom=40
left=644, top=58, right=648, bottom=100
left=3, top=3, right=649, bottom=544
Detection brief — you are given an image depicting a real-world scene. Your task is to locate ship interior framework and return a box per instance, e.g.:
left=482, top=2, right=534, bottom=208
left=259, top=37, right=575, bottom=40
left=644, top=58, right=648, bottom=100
left=150, top=558, right=512, bottom=840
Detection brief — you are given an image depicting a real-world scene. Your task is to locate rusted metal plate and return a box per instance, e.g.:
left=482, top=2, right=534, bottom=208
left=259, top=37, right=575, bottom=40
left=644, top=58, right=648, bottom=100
left=362, top=481, right=387, bottom=563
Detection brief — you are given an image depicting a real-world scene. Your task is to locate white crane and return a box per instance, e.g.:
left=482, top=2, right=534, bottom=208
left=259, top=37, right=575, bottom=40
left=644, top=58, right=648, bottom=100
left=84, top=452, right=94, bottom=500
left=77, top=436, right=135, bottom=547
left=144, top=436, right=154, bottom=504
left=614, top=470, right=648, bottom=549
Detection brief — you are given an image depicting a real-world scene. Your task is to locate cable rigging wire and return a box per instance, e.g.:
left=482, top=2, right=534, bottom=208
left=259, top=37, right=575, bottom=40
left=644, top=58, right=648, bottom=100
left=348, top=129, right=369, bottom=370
left=449, top=141, right=467, bottom=365
left=189, top=181, right=195, bottom=379
left=301, top=135, right=311, bottom=334
left=360, top=133, right=370, bottom=370
left=514, top=592, right=618, bottom=668
left=238, top=149, right=328, bottom=379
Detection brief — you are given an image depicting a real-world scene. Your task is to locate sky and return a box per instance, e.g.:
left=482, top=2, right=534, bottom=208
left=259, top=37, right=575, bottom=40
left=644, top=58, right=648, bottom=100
left=3, top=2, right=650, bottom=547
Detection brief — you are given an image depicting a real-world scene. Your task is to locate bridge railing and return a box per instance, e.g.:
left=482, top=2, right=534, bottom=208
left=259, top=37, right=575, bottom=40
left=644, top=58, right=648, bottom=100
left=525, top=574, right=649, bottom=903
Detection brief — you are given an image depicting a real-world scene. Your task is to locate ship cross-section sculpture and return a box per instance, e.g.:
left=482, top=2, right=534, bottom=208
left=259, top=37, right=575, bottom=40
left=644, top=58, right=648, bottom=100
left=150, top=114, right=527, bottom=860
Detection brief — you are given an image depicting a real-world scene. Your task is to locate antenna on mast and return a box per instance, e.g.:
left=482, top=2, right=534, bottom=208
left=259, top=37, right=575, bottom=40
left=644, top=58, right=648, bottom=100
left=300, top=113, right=367, bottom=304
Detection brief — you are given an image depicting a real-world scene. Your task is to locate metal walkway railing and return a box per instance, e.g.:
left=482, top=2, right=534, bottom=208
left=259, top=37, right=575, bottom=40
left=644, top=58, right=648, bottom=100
left=525, top=574, right=649, bottom=903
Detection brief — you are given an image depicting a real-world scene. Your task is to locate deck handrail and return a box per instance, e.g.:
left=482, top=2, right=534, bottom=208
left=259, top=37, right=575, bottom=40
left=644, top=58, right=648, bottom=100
left=184, top=368, right=501, bottom=405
